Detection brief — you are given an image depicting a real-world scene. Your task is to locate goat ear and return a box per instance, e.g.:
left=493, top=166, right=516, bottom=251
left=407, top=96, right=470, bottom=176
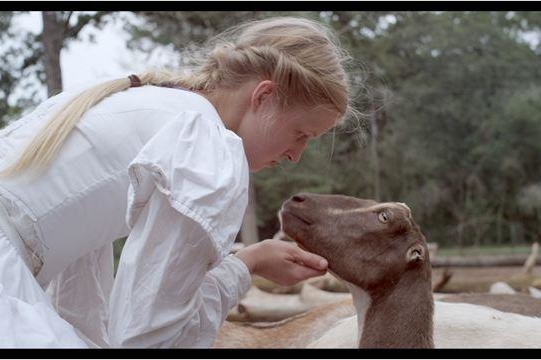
left=406, top=244, right=425, bottom=264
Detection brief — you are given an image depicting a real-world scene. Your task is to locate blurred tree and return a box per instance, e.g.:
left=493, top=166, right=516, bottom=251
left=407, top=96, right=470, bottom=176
left=349, top=11, right=541, bottom=248
left=123, top=11, right=321, bottom=56
left=0, top=11, right=43, bottom=127
left=41, top=11, right=111, bottom=96
left=0, top=11, right=114, bottom=126
left=254, top=11, right=541, bottom=246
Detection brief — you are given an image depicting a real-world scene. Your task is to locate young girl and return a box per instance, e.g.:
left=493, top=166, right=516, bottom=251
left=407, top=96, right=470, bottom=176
left=0, top=16, right=352, bottom=347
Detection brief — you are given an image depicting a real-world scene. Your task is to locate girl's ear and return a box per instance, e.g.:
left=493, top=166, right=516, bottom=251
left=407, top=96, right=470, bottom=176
left=251, top=80, right=274, bottom=111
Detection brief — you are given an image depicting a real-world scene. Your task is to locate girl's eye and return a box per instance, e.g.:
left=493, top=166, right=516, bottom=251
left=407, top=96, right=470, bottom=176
left=378, top=212, right=389, bottom=223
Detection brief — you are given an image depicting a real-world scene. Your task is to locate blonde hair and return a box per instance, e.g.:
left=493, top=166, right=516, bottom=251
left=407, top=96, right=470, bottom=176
left=1, top=16, right=352, bottom=177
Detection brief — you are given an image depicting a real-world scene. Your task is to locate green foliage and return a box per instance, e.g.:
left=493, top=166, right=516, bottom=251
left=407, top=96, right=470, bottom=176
left=0, top=11, right=113, bottom=126
left=360, top=11, right=541, bottom=246
left=0, top=11, right=44, bottom=127
left=123, top=11, right=321, bottom=67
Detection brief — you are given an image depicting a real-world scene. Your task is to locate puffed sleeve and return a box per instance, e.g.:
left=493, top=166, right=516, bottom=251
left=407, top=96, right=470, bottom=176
left=108, top=111, right=251, bottom=347
left=108, top=189, right=252, bottom=347
left=125, top=111, right=249, bottom=263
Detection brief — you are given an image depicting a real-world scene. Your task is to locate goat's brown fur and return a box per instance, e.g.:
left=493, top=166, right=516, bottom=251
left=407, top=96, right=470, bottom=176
left=279, top=193, right=434, bottom=348
left=216, top=193, right=435, bottom=348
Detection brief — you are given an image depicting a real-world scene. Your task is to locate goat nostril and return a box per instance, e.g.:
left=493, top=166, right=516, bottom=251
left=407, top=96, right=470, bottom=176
left=291, top=195, right=305, bottom=203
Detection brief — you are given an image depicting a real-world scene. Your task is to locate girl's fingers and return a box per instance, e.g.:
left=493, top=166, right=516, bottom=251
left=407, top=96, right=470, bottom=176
left=293, top=247, right=328, bottom=271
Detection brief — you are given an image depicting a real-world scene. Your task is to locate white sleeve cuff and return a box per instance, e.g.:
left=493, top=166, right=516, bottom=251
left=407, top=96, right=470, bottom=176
left=207, top=254, right=252, bottom=305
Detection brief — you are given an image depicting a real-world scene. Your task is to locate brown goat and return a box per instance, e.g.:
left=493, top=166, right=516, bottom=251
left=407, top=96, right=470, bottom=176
left=215, top=193, right=434, bottom=348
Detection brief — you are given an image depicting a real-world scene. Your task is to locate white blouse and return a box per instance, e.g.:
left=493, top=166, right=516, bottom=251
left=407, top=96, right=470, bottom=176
left=0, top=83, right=252, bottom=347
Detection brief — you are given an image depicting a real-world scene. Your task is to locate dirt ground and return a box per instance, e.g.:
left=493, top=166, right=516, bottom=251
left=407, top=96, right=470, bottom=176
left=431, top=265, right=541, bottom=293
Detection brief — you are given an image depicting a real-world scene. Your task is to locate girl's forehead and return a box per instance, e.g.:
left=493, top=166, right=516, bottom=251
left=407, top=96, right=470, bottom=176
left=293, top=105, right=341, bottom=136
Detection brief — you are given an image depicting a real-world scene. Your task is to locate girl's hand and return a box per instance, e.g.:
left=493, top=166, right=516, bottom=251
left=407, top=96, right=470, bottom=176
left=235, top=239, right=328, bottom=286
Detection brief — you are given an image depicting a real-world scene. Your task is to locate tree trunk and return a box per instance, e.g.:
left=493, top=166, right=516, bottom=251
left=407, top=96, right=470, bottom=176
left=240, top=177, right=259, bottom=246
left=41, top=12, right=64, bottom=96
left=370, top=101, right=380, bottom=201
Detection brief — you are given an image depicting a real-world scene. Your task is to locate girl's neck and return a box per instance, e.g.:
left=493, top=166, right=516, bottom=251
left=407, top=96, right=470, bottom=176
left=196, top=82, right=255, bottom=133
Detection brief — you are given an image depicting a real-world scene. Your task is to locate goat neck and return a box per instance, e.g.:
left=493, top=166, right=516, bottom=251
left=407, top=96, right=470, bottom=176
left=358, top=269, right=434, bottom=348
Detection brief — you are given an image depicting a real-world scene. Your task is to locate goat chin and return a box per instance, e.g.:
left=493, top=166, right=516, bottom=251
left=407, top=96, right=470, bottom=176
left=306, top=300, right=541, bottom=348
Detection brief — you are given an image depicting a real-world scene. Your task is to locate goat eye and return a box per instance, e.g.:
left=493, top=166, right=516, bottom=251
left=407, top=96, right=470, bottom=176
left=378, top=212, right=389, bottom=223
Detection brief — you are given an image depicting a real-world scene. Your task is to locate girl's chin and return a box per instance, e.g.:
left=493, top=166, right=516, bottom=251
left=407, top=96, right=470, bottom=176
left=249, top=163, right=269, bottom=172
left=249, top=160, right=279, bottom=172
